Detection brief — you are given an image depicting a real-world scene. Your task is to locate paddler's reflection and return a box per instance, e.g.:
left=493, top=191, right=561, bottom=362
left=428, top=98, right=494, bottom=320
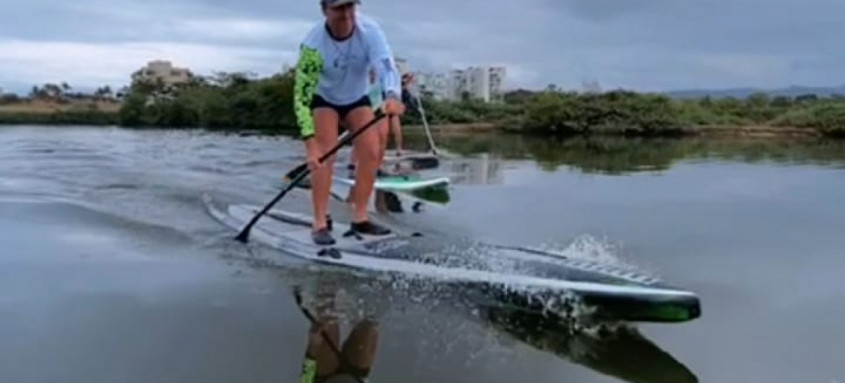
left=294, top=284, right=379, bottom=383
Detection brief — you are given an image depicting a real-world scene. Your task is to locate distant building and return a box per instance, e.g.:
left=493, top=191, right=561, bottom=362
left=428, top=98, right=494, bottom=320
left=488, top=67, right=506, bottom=100
left=396, top=60, right=507, bottom=103
left=131, top=60, right=192, bottom=86
left=415, top=71, right=451, bottom=100
left=468, top=67, right=491, bottom=101
left=449, top=69, right=467, bottom=100
left=443, top=66, right=507, bottom=102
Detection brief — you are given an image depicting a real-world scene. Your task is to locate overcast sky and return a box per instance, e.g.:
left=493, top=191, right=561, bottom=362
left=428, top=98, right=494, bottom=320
left=1, top=0, right=842, bottom=94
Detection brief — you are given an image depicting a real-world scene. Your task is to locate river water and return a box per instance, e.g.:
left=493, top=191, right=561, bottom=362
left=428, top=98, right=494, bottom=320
left=1, top=125, right=844, bottom=383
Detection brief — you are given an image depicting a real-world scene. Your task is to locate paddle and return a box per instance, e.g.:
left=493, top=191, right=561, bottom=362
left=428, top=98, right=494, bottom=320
left=413, top=92, right=439, bottom=155
left=234, top=111, right=387, bottom=243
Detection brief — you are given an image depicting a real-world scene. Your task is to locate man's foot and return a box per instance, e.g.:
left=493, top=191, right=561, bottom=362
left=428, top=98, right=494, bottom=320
left=311, top=228, right=335, bottom=245
left=350, top=220, right=392, bottom=236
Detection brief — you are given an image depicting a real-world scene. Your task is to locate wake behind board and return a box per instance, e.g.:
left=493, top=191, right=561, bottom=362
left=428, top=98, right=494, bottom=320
left=205, top=195, right=700, bottom=323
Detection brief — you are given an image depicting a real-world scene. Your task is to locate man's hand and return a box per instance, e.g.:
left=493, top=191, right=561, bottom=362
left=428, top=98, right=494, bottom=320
left=304, top=138, right=323, bottom=172
left=306, top=153, right=322, bottom=171
left=383, top=97, right=405, bottom=116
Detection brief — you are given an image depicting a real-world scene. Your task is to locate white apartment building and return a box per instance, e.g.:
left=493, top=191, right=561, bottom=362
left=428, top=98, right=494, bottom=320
left=131, top=60, right=192, bottom=86
left=414, top=71, right=451, bottom=100
left=489, top=67, right=506, bottom=99
left=415, top=65, right=507, bottom=102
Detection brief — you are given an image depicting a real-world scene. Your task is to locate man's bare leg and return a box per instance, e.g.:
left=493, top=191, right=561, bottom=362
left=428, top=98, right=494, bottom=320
left=390, top=115, right=403, bottom=156
left=343, top=106, right=391, bottom=234
left=310, top=108, right=339, bottom=234
left=376, top=115, right=390, bottom=173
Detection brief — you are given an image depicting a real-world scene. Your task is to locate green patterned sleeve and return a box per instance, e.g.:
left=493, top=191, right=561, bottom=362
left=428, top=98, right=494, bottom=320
left=293, top=45, right=323, bottom=139
left=298, top=358, right=317, bottom=383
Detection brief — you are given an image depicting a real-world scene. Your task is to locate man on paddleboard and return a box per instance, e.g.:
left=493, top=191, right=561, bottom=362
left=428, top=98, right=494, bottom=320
left=294, top=0, right=405, bottom=245
left=391, top=72, right=418, bottom=156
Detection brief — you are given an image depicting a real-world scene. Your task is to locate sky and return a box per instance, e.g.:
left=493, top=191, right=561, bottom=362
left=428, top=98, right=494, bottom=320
left=1, top=0, right=842, bottom=94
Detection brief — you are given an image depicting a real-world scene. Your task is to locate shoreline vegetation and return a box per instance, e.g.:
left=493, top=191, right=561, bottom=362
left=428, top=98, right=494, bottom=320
left=1, top=69, right=843, bottom=139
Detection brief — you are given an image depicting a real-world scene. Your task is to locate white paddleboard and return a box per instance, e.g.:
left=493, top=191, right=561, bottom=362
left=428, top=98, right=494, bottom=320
left=205, top=194, right=700, bottom=310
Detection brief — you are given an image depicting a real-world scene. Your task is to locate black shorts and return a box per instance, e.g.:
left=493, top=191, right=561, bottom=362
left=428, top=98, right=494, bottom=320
left=310, top=94, right=373, bottom=139
left=310, top=94, right=371, bottom=120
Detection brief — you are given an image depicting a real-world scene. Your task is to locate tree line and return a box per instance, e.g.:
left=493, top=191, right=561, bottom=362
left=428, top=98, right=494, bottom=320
left=6, top=68, right=844, bottom=138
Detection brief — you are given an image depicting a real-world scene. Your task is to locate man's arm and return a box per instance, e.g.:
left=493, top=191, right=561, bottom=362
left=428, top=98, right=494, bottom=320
left=298, top=357, right=317, bottom=383
left=365, top=22, right=401, bottom=102
left=293, top=44, right=323, bottom=140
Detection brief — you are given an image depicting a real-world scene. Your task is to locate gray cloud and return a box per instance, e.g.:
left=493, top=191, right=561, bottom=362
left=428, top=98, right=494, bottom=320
left=1, top=0, right=843, bottom=94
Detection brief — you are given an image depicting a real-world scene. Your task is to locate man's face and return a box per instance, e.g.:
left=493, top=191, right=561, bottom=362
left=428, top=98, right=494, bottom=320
left=324, top=2, right=357, bottom=28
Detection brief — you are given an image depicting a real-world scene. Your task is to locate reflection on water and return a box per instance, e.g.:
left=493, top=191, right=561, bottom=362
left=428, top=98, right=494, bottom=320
left=447, top=153, right=505, bottom=185
left=483, top=306, right=698, bottom=383
left=405, top=132, right=845, bottom=175
left=288, top=272, right=698, bottom=383
left=293, top=286, right=376, bottom=383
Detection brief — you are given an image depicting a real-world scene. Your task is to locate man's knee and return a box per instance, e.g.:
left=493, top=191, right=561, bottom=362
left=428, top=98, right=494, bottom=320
left=355, top=139, right=380, bottom=163
left=314, top=143, right=338, bottom=165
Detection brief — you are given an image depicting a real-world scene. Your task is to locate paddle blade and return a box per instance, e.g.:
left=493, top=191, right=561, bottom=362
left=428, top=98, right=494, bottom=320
left=234, top=227, right=251, bottom=242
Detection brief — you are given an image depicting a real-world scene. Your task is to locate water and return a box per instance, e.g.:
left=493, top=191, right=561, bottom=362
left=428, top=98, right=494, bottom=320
left=2, top=125, right=844, bottom=383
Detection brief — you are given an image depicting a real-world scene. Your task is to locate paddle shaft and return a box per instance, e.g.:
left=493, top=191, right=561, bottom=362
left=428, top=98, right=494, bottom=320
left=234, top=111, right=387, bottom=242
left=413, top=92, right=439, bottom=155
